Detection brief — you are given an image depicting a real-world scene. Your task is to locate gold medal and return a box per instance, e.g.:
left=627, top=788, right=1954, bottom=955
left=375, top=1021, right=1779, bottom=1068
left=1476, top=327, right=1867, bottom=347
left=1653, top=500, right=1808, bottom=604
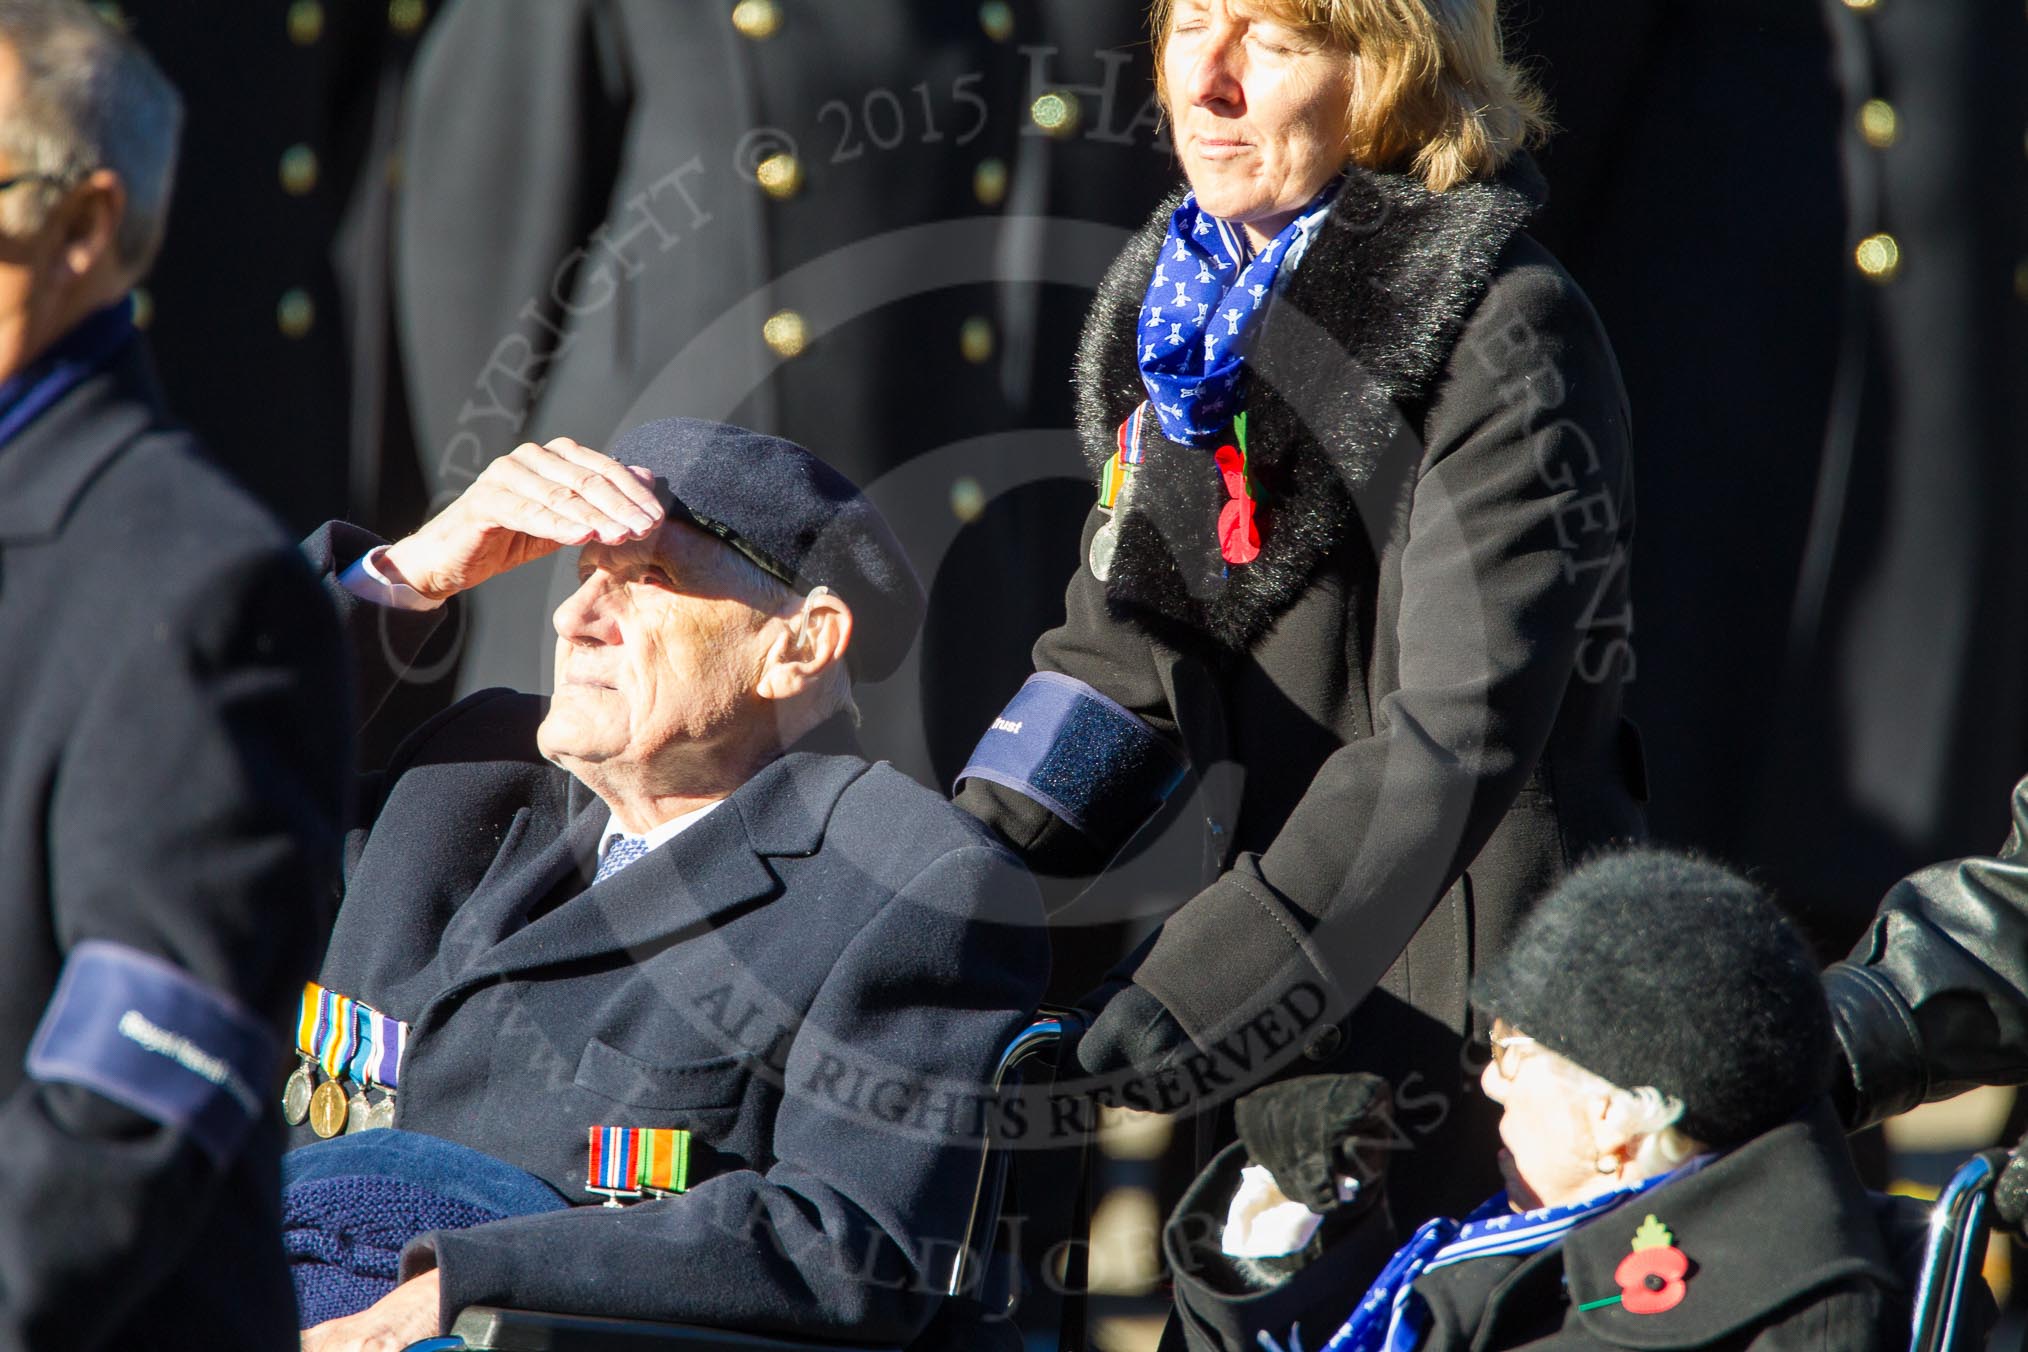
left=282, top=1061, right=314, bottom=1126
left=308, top=1079, right=349, bottom=1138
left=343, top=1088, right=371, bottom=1134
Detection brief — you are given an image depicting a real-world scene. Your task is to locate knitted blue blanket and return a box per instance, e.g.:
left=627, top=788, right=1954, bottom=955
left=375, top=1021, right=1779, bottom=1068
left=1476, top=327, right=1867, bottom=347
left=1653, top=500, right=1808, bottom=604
left=282, top=1129, right=568, bottom=1328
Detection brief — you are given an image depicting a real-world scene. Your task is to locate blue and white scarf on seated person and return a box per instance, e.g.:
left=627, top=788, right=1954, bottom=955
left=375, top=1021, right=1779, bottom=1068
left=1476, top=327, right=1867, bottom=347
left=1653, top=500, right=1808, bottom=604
left=1254, top=1156, right=1713, bottom=1352
left=1135, top=177, right=1342, bottom=447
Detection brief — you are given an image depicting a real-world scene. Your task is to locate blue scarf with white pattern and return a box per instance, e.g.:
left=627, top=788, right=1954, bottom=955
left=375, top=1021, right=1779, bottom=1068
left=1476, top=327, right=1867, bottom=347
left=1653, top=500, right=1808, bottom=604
left=1134, top=179, right=1340, bottom=447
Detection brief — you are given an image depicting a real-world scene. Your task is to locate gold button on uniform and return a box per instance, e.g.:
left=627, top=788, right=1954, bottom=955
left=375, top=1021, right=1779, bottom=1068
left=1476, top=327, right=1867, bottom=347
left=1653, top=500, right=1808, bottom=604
left=1841, top=0, right=1879, bottom=11
left=978, top=1, right=1014, bottom=42
left=1855, top=232, right=1901, bottom=283
left=1858, top=99, right=1897, bottom=149
left=1030, top=91, right=1080, bottom=139
left=388, top=0, right=425, bottom=36
left=731, top=0, right=782, bottom=40
left=763, top=309, right=809, bottom=359
left=959, top=317, right=995, bottom=365
left=278, top=288, right=317, bottom=338
left=755, top=153, right=803, bottom=201
left=950, top=477, right=986, bottom=523
left=973, top=158, right=1008, bottom=207
left=1302, top=1026, right=1344, bottom=1062
left=280, top=144, right=319, bottom=196
left=288, top=0, right=324, bottom=45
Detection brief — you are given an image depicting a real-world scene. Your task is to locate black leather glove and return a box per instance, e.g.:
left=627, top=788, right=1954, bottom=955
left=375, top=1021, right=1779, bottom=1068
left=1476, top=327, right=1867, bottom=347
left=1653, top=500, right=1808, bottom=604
left=1076, top=980, right=1193, bottom=1078
left=1234, top=1072, right=1395, bottom=1215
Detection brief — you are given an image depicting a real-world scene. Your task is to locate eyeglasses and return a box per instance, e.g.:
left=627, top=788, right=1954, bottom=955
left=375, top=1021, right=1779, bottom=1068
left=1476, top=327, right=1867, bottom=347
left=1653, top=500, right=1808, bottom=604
left=1487, top=1021, right=1537, bottom=1080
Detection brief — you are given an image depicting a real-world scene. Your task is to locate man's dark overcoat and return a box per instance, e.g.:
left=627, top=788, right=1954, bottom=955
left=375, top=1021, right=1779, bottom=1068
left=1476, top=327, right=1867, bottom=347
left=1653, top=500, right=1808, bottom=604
left=0, top=337, right=349, bottom=1349
left=300, top=524, right=1049, bottom=1344
left=1167, top=1106, right=1915, bottom=1352
left=959, top=159, right=1648, bottom=1224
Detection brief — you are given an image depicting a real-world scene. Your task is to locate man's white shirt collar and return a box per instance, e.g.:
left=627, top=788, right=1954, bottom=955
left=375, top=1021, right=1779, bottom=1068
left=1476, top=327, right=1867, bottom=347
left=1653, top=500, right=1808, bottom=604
left=598, top=798, right=720, bottom=862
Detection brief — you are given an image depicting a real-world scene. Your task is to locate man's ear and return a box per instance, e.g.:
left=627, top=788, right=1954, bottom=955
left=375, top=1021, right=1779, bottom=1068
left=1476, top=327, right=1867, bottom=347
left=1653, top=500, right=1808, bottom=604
left=57, top=169, right=125, bottom=283
left=1588, top=1092, right=1642, bottom=1165
left=755, top=589, right=853, bottom=702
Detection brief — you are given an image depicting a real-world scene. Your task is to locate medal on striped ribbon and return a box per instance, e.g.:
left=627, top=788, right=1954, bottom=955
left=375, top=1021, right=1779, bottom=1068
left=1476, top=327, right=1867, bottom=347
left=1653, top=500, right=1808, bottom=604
left=1098, top=403, right=1147, bottom=511
left=586, top=1125, right=643, bottom=1206
left=586, top=1125, right=692, bottom=1205
left=289, top=982, right=409, bottom=1135
left=638, top=1127, right=691, bottom=1197
left=314, top=985, right=353, bottom=1081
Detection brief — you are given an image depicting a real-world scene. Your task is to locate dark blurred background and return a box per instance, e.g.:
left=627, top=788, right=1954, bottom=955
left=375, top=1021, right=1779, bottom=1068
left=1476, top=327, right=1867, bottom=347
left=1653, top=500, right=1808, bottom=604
left=104, top=1, right=2028, bottom=1343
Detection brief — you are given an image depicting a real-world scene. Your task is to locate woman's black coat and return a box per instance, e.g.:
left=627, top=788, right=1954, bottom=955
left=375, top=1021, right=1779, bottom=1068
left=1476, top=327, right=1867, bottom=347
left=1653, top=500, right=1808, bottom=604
left=1166, top=1106, right=1919, bottom=1352
left=958, top=157, right=1647, bottom=1222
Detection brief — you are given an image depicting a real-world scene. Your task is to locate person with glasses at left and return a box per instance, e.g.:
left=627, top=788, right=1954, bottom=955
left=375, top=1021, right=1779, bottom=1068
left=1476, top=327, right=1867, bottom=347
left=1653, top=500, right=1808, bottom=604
left=0, top=3, right=350, bottom=1350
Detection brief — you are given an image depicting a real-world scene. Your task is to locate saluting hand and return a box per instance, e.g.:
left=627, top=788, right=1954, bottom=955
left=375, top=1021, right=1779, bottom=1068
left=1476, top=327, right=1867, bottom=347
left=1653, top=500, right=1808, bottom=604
left=379, top=437, right=664, bottom=601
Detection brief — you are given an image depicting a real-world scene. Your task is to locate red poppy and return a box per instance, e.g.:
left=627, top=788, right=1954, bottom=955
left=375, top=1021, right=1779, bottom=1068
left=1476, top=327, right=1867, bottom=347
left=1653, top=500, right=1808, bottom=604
left=1614, top=1244, right=1689, bottom=1314
left=1214, top=444, right=1260, bottom=564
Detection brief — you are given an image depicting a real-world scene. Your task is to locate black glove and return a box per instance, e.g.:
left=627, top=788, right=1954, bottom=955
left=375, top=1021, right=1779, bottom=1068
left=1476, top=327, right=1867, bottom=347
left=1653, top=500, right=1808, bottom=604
left=1076, top=980, right=1193, bottom=1078
left=1234, top=1073, right=1395, bottom=1215
left=1995, top=1135, right=2028, bottom=1238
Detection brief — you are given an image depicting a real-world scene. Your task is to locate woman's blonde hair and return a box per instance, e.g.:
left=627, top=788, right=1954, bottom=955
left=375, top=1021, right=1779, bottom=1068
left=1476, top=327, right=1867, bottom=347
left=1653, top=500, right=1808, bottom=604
left=1149, top=0, right=1549, bottom=193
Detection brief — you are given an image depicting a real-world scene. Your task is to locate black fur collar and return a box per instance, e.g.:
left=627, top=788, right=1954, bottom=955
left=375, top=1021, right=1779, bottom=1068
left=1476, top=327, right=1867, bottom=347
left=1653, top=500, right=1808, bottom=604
left=1074, top=157, right=1545, bottom=650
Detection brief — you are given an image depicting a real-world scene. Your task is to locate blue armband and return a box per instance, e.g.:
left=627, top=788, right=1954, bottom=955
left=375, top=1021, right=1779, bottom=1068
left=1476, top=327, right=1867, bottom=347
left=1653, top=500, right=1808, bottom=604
left=956, top=671, right=1186, bottom=841
left=27, top=941, right=276, bottom=1167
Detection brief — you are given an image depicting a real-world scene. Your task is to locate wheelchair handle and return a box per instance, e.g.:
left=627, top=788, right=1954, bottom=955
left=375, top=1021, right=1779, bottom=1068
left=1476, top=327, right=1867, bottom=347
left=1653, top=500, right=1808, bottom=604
left=1909, top=1147, right=2009, bottom=1352
left=946, top=1014, right=1081, bottom=1300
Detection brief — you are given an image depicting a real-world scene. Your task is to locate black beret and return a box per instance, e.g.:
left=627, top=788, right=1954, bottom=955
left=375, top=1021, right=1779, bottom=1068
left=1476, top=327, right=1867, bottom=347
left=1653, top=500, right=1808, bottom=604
left=1471, top=848, right=1832, bottom=1148
left=605, top=418, right=924, bottom=682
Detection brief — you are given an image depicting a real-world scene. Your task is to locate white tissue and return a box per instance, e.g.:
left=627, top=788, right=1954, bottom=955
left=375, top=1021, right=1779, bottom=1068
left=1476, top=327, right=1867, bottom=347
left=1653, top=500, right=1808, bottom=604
left=1220, top=1164, right=1323, bottom=1258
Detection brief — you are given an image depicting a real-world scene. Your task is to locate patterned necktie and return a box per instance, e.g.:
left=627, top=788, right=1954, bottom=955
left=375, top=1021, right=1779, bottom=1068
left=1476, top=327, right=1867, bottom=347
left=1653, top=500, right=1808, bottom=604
left=594, top=833, right=650, bottom=884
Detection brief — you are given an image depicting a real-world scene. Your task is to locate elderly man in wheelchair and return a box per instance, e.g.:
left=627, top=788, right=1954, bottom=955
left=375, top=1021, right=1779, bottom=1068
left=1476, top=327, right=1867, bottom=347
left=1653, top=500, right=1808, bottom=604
left=282, top=421, right=1049, bottom=1351
left=1161, top=848, right=1983, bottom=1352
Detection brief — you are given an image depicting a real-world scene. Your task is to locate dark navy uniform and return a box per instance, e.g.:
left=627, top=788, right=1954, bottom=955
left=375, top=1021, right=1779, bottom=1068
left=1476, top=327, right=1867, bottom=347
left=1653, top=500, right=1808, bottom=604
left=295, top=523, right=1049, bottom=1342
left=111, top=0, right=437, bottom=536
left=0, top=317, right=350, bottom=1351
left=1514, top=0, right=2028, bottom=948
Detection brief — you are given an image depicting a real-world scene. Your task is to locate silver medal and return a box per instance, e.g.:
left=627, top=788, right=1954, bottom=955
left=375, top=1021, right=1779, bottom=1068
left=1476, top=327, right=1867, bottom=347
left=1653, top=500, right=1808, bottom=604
left=282, top=1061, right=313, bottom=1126
left=368, top=1093, right=397, bottom=1131
left=343, top=1087, right=371, bottom=1134
left=1088, top=521, right=1119, bottom=582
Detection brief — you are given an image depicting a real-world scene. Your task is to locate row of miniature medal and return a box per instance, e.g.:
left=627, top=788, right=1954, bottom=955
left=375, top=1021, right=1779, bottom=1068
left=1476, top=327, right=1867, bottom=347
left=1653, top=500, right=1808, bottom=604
left=1090, top=402, right=1262, bottom=583
left=1088, top=402, right=1148, bottom=583
left=282, top=981, right=407, bottom=1138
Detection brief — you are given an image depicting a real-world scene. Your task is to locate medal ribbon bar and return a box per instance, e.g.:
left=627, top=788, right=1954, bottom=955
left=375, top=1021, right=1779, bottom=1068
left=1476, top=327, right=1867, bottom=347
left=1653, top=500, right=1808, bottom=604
left=296, top=982, right=407, bottom=1091
left=587, top=1125, right=692, bottom=1204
